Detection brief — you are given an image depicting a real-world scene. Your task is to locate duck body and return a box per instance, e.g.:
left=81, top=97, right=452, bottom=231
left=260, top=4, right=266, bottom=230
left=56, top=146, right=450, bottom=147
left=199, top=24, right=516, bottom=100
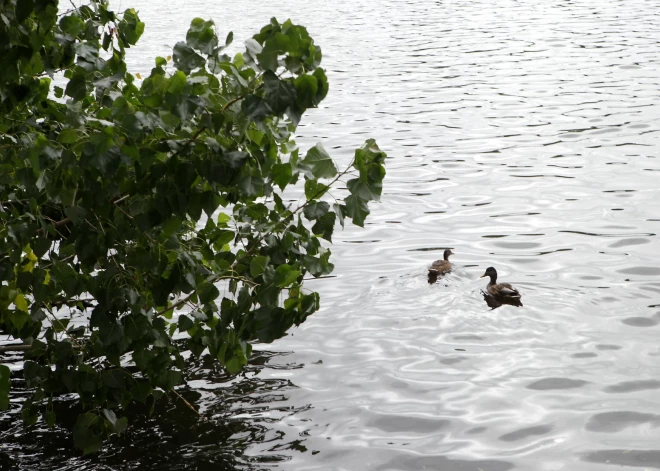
left=481, top=266, right=521, bottom=298
left=428, top=249, right=454, bottom=284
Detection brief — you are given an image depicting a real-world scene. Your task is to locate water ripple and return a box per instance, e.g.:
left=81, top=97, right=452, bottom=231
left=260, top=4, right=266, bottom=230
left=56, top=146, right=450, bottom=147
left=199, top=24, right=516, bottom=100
left=5, top=0, right=660, bottom=468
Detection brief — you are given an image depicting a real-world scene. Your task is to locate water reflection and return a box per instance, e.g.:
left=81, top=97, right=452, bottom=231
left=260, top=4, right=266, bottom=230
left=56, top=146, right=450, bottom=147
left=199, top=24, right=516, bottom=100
left=582, top=449, right=660, bottom=468
left=0, top=350, right=306, bottom=470
left=5, top=0, right=660, bottom=468
left=482, top=291, right=523, bottom=309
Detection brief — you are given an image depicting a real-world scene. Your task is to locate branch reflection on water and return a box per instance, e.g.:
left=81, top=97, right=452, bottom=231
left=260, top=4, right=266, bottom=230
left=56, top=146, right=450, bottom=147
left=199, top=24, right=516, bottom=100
left=0, top=348, right=308, bottom=470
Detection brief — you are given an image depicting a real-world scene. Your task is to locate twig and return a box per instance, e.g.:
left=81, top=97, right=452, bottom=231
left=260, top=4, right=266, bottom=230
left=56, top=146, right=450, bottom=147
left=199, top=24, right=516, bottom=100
left=155, top=292, right=197, bottom=318
left=48, top=298, right=95, bottom=308
left=113, top=201, right=133, bottom=220
left=154, top=275, right=258, bottom=318
left=0, top=343, right=31, bottom=353
left=219, top=80, right=265, bottom=113
left=113, top=195, right=130, bottom=205
left=37, top=216, right=72, bottom=237
left=0, top=199, right=29, bottom=206
left=171, top=388, right=205, bottom=420
left=231, top=158, right=356, bottom=271
left=221, top=96, right=243, bottom=112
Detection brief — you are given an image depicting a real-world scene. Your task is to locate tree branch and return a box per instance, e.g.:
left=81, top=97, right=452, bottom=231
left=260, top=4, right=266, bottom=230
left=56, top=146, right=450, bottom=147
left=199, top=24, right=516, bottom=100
left=232, top=158, right=357, bottom=269
left=154, top=275, right=257, bottom=318
left=0, top=343, right=31, bottom=353
left=171, top=388, right=205, bottom=419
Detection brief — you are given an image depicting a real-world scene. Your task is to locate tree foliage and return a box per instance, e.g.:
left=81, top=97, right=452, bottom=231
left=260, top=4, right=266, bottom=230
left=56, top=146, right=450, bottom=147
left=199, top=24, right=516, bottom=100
left=0, top=0, right=386, bottom=452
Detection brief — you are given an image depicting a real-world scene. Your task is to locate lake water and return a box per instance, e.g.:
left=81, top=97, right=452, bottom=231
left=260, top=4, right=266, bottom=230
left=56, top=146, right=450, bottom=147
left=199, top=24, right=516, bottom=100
left=3, top=0, right=660, bottom=469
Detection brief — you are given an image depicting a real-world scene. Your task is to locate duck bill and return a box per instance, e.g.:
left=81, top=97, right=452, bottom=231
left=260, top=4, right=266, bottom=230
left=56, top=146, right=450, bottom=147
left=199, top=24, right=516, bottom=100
left=480, top=273, right=487, bottom=278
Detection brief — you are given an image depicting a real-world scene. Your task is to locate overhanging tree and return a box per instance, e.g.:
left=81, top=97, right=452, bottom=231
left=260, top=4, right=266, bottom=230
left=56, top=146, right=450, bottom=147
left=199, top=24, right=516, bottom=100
left=0, top=0, right=386, bottom=452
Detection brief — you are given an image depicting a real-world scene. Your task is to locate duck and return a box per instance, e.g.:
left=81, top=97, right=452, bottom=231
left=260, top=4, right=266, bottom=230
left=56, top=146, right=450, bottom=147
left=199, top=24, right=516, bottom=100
left=428, top=249, right=454, bottom=283
left=480, top=266, right=521, bottom=298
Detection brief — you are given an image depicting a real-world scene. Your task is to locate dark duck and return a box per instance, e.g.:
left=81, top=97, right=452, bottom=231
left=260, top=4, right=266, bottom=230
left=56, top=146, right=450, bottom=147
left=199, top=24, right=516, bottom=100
left=428, top=249, right=453, bottom=284
left=480, top=266, right=521, bottom=298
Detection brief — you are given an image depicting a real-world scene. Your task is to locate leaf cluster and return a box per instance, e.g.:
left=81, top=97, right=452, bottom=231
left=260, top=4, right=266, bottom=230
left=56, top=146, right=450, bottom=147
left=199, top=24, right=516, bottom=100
left=0, top=0, right=386, bottom=452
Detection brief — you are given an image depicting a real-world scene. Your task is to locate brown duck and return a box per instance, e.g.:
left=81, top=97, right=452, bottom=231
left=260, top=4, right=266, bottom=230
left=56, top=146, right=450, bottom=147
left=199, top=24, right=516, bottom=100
left=428, top=249, right=453, bottom=283
left=480, top=266, right=521, bottom=298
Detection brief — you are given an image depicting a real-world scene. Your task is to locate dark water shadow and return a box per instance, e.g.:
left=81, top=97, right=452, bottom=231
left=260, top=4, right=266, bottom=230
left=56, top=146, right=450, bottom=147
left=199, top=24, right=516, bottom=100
left=585, top=411, right=660, bottom=433
left=498, top=424, right=553, bottom=442
left=482, top=291, right=523, bottom=309
left=582, top=449, right=660, bottom=468
left=526, top=378, right=589, bottom=390
left=374, top=454, right=514, bottom=471
left=0, top=349, right=305, bottom=470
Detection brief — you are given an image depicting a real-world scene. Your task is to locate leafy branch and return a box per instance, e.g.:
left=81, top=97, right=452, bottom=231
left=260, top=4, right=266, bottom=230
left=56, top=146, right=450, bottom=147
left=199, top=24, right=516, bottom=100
left=0, top=4, right=385, bottom=453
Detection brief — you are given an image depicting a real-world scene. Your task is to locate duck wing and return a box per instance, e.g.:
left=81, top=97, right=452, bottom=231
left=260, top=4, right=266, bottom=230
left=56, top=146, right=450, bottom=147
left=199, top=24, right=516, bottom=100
left=429, top=260, right=451, bottom=274
left=497, top=282, right=521, bottom=297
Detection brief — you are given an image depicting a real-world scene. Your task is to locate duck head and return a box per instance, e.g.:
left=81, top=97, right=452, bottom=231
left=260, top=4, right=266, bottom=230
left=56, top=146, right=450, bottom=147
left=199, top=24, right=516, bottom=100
left=480, top=266, right=497, bottom=281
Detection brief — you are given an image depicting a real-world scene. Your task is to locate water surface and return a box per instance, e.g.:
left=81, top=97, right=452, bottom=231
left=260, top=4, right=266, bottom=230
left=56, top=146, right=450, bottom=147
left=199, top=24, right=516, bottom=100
left=2, top=0, right=660, bottom=469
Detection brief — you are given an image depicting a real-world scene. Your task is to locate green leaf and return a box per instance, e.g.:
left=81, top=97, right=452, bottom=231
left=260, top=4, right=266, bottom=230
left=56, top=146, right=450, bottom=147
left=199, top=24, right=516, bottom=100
left=217, top=213, right=231, bottom=226
left=102, top=369, right=126, bottom=389
left=15, top=0, right=34, bottom=23
left=250, top=255, right=270, bottom=277
left=304, top=254, right=334, bottom=277
left=46, top=410, right=56, bottom=428
left=256, top=39, right=280, bottom=71
left=73, top=412, right=102, bottom=454
left=173, top=42, right=206, bottom=74
left=102, top=408, right=117, bottom=426
left=32, top=238, right=52, bottom=258
left=304, top=179, right=329, bottom=200
left=224, top=151, right=248, bottom=169
left=271, top=163, right=292, bottom=190
left=263, top=71, right=296, bottom=114
left=118, top=8, right=145, bottom=46
left=58, top=129, right=79, bottom=144
left=273, top=264, right=301, bottom=287
left=224, top=354, right=245, bottom=374
left=311, top=211, right=336, bottom=241
left=294, top=74, right=318, bottom=108
left=243, top=95, right=272, bottom=122
left=238, top=176, right=264, bottom=196
left=168, top=70, right=187, bottom=95
left=64, top=205, right=87, bottom=224
left=245, top=38, right=262, bottom=57
left=312, top=68, right=329, bottom=104
left=347, top=177, right=382, bottom=202
left=0, top=365, right=10, bottom=411
left=178, top=314, right=194, bottom=331
left=300, top=143, right=337, bottom=179
left=164, top=370, right=182, bottom=389
left=344, top=195, right=370, bottom=227
left=13, top=295, right=28, bottom=314
left=65, top=72, right=87, bottom=101
left=98, top=319, right=125, bottom=346
left=133, top=349, right=153, bottom=371
left=198, top=282, right=220, bottom=304
left=60, top=15, right=85, bottom=37
left=303, top=201, right=329, bottom=220
left=186, top=18, right=218, bottom=55
left=334, top=203, right=346, bottom=228
left=113, top=417, right=128, bottom=435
